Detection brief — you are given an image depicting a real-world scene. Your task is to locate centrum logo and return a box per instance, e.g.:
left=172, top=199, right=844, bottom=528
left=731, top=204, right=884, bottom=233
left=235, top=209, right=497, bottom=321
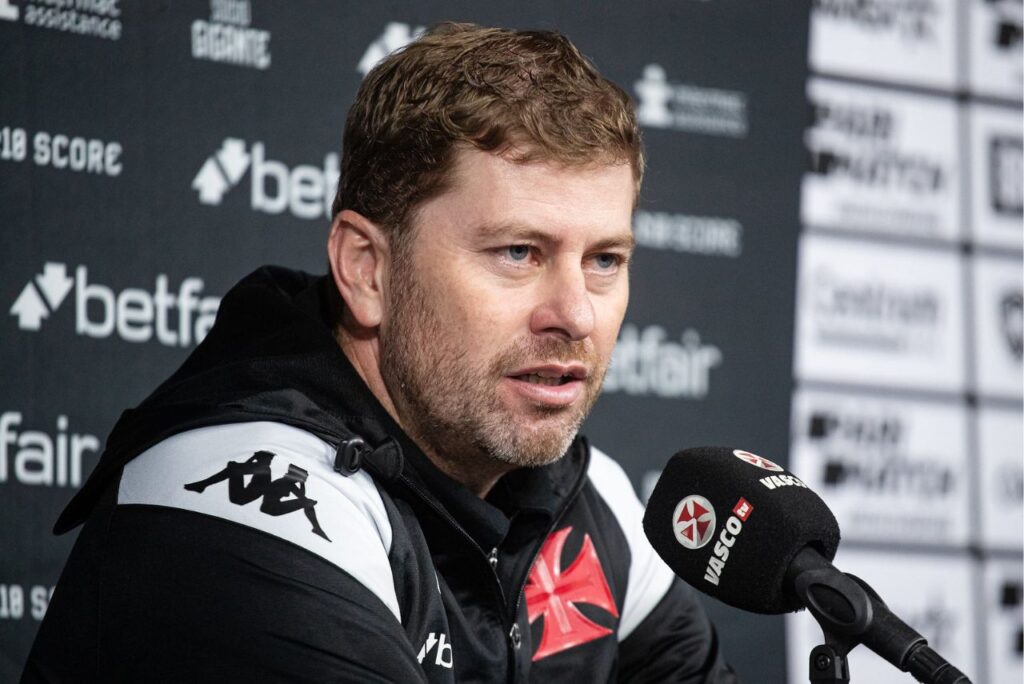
left=672, top=495, right=716, bottom=549
left=358, top=22, right=425, bottom=77
left=733, top=450, right=784, bottom=472
left=192, top=138, right=339, bottom=220
left=634, top=64, right=748, bottom=138
left=9, top=262, right=220, bottom=347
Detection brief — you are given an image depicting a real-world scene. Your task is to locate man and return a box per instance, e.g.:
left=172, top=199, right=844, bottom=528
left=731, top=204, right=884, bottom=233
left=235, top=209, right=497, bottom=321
left=24, top=24, right=737, bottom=682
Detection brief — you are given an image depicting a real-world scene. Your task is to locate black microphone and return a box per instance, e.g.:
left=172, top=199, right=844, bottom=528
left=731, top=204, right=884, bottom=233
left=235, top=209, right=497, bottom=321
left=642, top=446, right=972, bottom=684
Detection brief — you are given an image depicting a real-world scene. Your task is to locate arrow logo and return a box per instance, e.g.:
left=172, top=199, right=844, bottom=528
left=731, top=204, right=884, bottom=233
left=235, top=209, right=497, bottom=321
left=9, top=262, right=73, bottom=330
left=192, top=138, right=251, bottom=205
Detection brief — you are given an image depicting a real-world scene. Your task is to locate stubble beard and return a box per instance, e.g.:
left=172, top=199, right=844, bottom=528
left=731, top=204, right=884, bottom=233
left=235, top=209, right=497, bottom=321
left=379, top=261, right=606, bottom=472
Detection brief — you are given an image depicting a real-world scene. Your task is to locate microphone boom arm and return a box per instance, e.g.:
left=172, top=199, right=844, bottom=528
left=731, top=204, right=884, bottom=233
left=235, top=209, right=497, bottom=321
left=787, top=547, right=972, bottom=684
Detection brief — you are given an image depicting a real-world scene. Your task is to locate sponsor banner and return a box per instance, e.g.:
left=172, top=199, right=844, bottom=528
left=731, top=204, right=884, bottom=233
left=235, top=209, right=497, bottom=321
left=972, top=255, right=1023, bottom=399
left=192, top=138, right=338, bottom=221
left=0, top=0, right=123, bottom=41
left=969, top=104, right=1023, bottom=250
left=0, top=411, right=100, bottom=489
left=0, top=582, right=56, bottom=623
left=0, top=125, right=123, bottom=177
left=808, top=0, right=958, bottom=90
left=191, top=0, right=272, bottom=70
left=982, top=557, right=1023, bottom=684
left=790, top=389, right=970, bottom=545
left=633, top=64, right=749, bottom=138
left=7, top=262, right=221, bottom=347
left=633, top=211, right=743, bottom=258
left=967, top=0, right=1024, bottom=100
left=785, top=549, right=979, bottom=684
left=977, top=407, right=1024, bottom=550
left=794, top=233, right=965, bottom=392
left=602, top=323, right=723, bottom=400
left=801, top=78, right=961, bottom=240
left=358, top=22, right=424, bottom=78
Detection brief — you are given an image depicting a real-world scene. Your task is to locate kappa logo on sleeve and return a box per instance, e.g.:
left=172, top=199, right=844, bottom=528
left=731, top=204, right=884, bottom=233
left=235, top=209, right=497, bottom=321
left=184, top=450, right=330, bottom=541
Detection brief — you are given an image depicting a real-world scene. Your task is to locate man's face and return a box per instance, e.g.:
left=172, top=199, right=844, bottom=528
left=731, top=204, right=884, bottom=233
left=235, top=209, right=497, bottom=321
left=379, top=149, right=635, bottom=470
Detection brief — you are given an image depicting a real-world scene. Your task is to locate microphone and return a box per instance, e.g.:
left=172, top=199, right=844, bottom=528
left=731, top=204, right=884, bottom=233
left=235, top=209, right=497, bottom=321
left=642, top=446, right=972, bottom=684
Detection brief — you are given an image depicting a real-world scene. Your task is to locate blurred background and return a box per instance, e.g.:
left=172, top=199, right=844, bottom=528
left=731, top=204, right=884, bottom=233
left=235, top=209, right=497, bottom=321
left=1, top=1, right=1020, bottom=681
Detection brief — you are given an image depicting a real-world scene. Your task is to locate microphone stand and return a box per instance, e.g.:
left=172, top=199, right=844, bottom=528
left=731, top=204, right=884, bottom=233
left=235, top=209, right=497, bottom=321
left=788, top=548, right=972, bottom=684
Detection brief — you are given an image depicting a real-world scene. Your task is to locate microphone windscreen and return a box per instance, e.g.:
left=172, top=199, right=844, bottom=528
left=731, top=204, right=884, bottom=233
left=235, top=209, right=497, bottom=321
left=642, top=446, right=840, bottom=614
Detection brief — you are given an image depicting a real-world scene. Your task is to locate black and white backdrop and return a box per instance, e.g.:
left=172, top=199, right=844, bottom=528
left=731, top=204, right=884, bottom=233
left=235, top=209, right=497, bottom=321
left=1, top=1, right=1020, bottom=682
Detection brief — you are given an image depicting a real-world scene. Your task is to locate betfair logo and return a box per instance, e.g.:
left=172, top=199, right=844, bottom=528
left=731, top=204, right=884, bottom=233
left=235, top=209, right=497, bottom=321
left=9, top=262, right=220, bottom=346
left=192, top=138, right=339, bottom=220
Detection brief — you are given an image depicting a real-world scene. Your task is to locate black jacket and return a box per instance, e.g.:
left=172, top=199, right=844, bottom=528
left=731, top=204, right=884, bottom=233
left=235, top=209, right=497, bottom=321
left=23, top=267, right=737, bottom=683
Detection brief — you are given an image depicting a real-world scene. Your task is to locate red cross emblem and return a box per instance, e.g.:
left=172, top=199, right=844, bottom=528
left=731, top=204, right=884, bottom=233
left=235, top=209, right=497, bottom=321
left=525, top=527, right=619, bottom=661
left=733, top=449, right=784, bottom=472
left=673, top=495, right=716, bottom=549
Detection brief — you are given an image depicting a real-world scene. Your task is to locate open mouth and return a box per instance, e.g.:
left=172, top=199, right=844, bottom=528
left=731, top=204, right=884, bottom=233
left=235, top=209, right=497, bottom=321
left=514, top=372, right=577, bottom=386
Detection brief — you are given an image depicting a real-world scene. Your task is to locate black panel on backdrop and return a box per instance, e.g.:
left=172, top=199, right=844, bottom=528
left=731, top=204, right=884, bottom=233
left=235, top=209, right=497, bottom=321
left=0, top=1, right=809, bottom=680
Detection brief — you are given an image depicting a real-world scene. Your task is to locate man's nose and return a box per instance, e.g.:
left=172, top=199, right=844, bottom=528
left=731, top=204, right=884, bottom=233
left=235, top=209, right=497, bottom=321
left=528, top=262, right=595, bottom=342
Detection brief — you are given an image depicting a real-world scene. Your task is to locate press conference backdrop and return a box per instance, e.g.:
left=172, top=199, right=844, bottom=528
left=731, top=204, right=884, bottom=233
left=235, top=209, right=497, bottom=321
left=0, top=1, right=1019, bottom=682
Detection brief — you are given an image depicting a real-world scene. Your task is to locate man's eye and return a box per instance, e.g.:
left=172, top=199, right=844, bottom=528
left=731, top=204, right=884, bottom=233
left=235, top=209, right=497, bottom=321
left=593, top=253, right=619, bottom=270
left=507, top=245, right=531, bottom=261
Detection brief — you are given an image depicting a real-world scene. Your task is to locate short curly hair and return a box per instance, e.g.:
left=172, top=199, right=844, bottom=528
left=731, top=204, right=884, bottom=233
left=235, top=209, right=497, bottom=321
left=332, top=22, right=644, bottom=243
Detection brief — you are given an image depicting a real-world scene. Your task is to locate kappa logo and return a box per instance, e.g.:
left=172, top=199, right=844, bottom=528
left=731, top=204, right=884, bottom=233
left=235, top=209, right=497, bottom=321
left=357, top=22, right=425, bottom=77
left=9, top=262, right=220, bottom=346
left=525, top=527, right=619, bottom=661
left=191, top=138, right=339, bottom=220
left=733, top=449, right=785, bottom=472
left=416, top=631, right=453, bottom=669
left=672, top=495, right=716, bottom=549
left=184, top=451, right=331, bottom=541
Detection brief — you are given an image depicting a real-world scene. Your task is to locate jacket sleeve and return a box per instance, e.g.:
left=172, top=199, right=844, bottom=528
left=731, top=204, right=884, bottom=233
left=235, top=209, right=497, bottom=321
left=587, top=446, right=739, bottom=683
left=24, top=504, right=428, bottom=683
left=617, top=578, right=739, bottom=683
left=23, top=423, right=428, bottom=683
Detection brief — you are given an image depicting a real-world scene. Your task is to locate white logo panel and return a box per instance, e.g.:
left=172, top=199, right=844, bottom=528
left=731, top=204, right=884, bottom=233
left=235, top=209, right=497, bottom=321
left=969, top=105, right=1023, bottom=250
left=978, top=408, right=1024, bottom=550
left=790, top=389, right=970, bottom=545
left=802, top=79, right=961, bottom=241
left=785, top=550, right=979, bottom=684
left=795, top=234, right=965, bottom=392
left=809, top=0, right=958, bottom=90
left=967, top=0, right=1023, bottom=99
left=972, top=255, right=1023, bottom=399
left=982, top=558, right=1023, bottom=684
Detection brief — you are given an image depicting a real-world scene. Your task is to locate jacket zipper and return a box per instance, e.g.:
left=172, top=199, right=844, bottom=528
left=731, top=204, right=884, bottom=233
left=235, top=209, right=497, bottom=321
left=504, top=441, right=592, bottom=682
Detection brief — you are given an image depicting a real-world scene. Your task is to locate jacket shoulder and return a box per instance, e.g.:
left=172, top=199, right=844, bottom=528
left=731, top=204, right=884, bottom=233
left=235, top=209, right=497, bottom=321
left=117, top=421, right=400, bottom=620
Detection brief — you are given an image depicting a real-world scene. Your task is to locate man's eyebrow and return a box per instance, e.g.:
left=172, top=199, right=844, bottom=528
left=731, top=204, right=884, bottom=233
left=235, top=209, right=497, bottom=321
left=472, top=221, right=636, bottom=252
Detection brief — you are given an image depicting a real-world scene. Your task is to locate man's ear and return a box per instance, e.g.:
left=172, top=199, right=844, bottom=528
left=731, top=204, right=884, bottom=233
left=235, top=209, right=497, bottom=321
left=327, top=209, right=390, bottom=329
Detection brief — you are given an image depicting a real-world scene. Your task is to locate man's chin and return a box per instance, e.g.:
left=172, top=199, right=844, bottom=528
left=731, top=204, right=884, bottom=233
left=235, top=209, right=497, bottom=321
left=482, top=415, right=581, bottom=468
